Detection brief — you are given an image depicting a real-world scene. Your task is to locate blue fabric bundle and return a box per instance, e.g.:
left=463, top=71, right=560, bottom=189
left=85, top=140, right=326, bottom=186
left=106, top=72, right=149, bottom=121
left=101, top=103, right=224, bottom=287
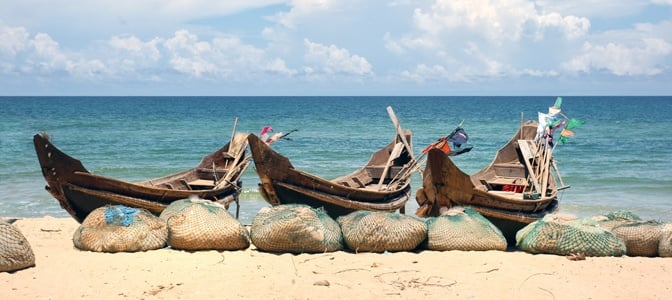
left=104, top=206, right=137, bottom=227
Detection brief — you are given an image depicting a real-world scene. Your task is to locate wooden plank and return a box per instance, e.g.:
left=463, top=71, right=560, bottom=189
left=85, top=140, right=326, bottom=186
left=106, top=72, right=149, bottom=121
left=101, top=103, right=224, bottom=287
left=188, top=179, right=215, bottom=188
left=377, top=142, right=404, bottom=190
left=517, top=140, right=541, bottom=193
left=386, top=106, right=415, bottom=161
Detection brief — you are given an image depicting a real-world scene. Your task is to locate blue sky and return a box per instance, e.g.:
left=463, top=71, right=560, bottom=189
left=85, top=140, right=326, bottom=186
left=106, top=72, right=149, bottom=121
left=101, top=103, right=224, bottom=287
left=1, top=0, right=670, bottom=96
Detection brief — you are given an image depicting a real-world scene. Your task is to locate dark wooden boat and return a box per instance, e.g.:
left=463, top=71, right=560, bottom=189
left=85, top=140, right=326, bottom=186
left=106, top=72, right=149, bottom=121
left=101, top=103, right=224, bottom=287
left=416, top=120, right=567, bottom=245
left=34, top=132, right=250, bottom=222
left=248, top=128, right=416, bottom=218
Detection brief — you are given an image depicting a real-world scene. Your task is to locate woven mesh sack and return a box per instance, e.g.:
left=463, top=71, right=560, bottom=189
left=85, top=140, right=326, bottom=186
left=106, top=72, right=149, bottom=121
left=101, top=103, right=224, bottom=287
left=160, top=199, right=249, bottom=251
left=516, top=214, right=625, bottom=257
left=250, top=204, right=343, bottom=253
left=338, top=210, right=427, bottom=253
left=659, top=223, right=672, bottom=257
left=611, top=220, right=663, bottom=257
left=73, top=206, right=167, bottom=252
left=592, top=210, right=642, bottom=232
left=425, top=207, right=507, bottom=251
left=0, top=220, right=35, bottom=272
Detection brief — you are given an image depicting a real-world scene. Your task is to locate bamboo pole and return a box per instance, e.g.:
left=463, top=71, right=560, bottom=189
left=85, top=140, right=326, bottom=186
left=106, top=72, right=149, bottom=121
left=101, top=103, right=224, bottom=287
left=551, top=158, right=568, bottom=189
left=539, top=144, right=554, bottom=197
left=229, top=117, right=239, bottom=149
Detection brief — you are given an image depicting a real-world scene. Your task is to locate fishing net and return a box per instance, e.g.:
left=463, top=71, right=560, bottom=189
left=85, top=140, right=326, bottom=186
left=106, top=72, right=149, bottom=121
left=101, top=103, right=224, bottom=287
left=250, top=204, right=343, bottom=253
left=73, top=206, right=168, bottom=253
left=0, top=220, right=35, bottom=272
left=160, top=198, right=250, bottom=251
left=592, top=210, right=642, bottom=232
left=425, top=207, right=507, bottom=251
left=611, top=220, right=663, bottom=257
left=516, top=214, right=626, bottom=257
left=659, top=223, right=672, bottom=258
left=337, top=210, right=427, bottom=253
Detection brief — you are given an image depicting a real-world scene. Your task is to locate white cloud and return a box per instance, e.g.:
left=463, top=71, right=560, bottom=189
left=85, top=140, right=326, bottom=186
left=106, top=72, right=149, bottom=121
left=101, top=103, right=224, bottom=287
left=563, top=21, right=672, bottom=75
left=28, top=33, right=68, bottom=73
left=411, top=0, right=590, bottom=43
left=564, top=39, right=672, bottom=75
left=271, top=0, right=336, bottom=29
left=303, top=39, right=373, bottom=76
left=65, top=59, right=108, bottom=79
left=385, top=1, right=591, bottom=84
left=537, top=13, right=590, bottom=40
left=108, top=35, right=162, bottom=62
left=162, top=30, right=297, bottom=78
left=0, top=0, right=670, bottom=94
left=0, top=24, right=29, bottom=56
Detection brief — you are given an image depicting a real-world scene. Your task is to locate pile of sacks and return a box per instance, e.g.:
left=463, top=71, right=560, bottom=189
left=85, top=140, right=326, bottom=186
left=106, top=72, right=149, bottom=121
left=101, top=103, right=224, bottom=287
left=71, top=203, right=511, bottom=254
left=67, top=202, right=672, bottom=257
left=73, top=198, right=250, bottom=253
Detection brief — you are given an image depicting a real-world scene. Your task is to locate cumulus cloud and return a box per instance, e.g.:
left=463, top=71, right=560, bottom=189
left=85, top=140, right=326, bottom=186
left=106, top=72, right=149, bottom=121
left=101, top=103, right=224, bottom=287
left=0, top=0, right=670, bottom=94
left=108, top=35, right=162, bottom=62
left=271, top=0, right=336, bottom=29
left=0, top=24, right=29, bottom=56
left=411, top=0, right=590, bottom=44
left=564, top=39, right=672, bottom=76
left=537, top=13, right=591, bottom=40
left=162, top=30, right=297, bottom=78
left=303, top=39, right=373, bottom=76
left=384, top=0, right=593, bottom=84
left=0, top=23, right=297, bottom=81
left=563, top=21, right=672, bottom=76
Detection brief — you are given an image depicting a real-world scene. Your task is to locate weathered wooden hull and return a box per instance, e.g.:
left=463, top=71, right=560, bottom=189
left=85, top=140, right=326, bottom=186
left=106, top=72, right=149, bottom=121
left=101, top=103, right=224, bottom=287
left=416, top=121, right=561, bottom=244
left=248, top=131, right=414, bottom=218
left=34, top=133, right=250, bottom=222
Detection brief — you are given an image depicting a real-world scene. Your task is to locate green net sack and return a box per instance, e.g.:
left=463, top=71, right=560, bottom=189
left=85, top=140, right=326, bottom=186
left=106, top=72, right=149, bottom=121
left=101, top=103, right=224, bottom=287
left=250, top=204, right=343, bottom=253
left=73, top=206, right=168, bottom=253
left=160, top=199, right=249, bottom=251
left=592, top=210, right=642, bottom=232
left=611, top=220, right=663, bottom=257
left=659, top=223, right=672, bottom=258
left=425, top=207, right=507, bottom=251
left=516, top=214, right=625, bottom=257
left=0, top=220, right=35, bottom=272
left=338, top=210, right=427, bottom=253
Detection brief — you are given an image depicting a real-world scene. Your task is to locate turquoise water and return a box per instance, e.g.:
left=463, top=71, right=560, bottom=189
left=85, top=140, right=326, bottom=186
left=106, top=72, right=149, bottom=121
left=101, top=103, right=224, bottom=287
left=1, top=96, right=671, bottom=224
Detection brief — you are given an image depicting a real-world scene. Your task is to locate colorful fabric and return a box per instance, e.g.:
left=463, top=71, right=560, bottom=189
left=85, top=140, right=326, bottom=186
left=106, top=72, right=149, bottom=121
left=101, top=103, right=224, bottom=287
left=448, top=127, right=469, bottom=148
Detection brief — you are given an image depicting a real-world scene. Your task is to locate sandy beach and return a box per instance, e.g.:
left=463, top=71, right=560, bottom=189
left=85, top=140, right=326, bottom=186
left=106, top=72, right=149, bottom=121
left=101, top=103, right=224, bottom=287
left=2, top=216, right=671, bottom=299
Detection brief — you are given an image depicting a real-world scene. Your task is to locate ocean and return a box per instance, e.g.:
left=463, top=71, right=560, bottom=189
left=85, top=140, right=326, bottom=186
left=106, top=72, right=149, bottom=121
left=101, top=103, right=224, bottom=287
left=1, top=96, right=671, bottom=224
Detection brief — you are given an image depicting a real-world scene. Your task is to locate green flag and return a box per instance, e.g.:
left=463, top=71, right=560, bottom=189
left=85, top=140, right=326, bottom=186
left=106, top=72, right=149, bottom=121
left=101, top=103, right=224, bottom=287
left=565, top=118, right=585, bottom=130
left=558, top=119, right=584, bottom=144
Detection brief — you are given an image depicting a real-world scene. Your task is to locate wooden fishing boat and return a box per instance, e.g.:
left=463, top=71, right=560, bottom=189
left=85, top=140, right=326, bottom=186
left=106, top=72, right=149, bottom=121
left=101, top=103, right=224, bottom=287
left=248, top=109, right=416, bottom=218
left=33, top=132, right=250, bottom=222
left=416, top=120, right=567, bottom=245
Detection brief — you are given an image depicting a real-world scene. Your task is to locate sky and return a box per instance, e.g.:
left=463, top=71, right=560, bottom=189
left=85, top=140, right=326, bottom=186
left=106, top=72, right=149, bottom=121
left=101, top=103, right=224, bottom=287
left=1, top=0, right=671, bottom=96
